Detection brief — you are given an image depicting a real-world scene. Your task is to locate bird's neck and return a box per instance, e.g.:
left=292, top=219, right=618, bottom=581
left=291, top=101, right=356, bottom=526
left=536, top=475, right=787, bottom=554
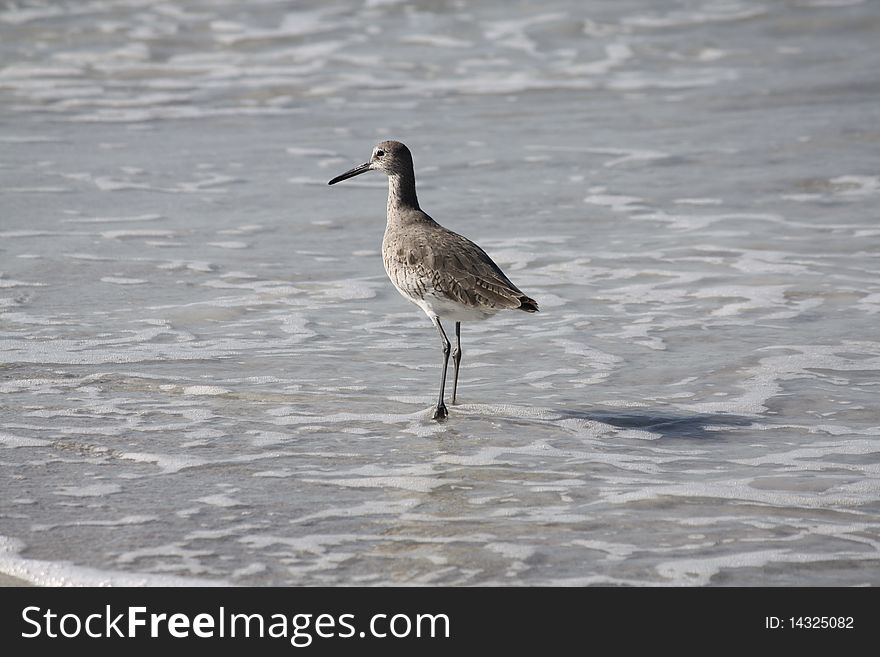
left=386, top=172, right=420, bottom=218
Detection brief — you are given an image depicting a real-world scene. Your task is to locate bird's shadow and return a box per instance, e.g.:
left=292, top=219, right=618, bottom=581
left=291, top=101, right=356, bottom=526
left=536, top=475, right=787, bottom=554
left=557, top=408, right=757, bottom=441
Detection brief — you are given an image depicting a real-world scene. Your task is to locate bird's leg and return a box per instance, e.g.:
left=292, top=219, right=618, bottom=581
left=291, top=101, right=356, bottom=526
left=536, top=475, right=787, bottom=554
left=451, top=321, right=462, bottom=404
left=431, top=316, right=451, bottom=421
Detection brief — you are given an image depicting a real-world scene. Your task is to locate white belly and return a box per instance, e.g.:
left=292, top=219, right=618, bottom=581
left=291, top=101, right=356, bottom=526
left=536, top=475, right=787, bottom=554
left=393, top=285, right=496, bottom=323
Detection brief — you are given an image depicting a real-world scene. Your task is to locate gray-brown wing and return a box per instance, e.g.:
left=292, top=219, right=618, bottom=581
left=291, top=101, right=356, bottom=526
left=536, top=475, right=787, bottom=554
left=384, top=225, right=538, bottom=312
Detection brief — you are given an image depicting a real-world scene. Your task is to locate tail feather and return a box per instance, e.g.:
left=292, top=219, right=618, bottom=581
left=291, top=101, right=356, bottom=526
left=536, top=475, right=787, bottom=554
left=518, top=295, right=539, bottom=313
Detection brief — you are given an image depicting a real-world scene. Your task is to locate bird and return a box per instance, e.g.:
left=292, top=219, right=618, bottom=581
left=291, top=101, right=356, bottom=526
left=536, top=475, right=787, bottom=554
left=328, top=140, right=538, bottom=421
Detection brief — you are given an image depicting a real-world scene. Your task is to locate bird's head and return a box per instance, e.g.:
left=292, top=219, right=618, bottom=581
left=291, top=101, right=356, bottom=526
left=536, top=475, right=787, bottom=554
left=328, top=140, right=413, bottom=185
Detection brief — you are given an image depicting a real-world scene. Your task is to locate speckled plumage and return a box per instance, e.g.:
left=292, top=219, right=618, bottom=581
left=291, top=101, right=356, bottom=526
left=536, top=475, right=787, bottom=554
left=329, top=140, right=537, bottom=420
left=382, top=216, right=536, bottom=321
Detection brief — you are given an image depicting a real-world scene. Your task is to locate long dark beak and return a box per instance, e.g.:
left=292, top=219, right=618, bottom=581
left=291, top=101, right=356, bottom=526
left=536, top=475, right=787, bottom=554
left=328, top=162, right=372, bottom=185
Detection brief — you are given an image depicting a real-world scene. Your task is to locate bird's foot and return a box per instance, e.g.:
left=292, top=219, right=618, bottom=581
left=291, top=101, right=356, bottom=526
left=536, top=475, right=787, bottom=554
left=432, top=404, right=448, bottom=421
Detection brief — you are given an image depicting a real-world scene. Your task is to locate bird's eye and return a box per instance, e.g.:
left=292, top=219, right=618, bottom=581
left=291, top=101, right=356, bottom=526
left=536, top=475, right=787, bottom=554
left=375, top=150, right=385, bottom=157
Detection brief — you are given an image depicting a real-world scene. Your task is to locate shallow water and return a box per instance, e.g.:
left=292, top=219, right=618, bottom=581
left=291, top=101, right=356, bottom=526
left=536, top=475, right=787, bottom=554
left=1, top=0, right=879, bottom=586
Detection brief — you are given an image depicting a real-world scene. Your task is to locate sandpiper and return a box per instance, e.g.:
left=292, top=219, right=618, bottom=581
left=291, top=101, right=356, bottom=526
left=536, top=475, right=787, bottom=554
left=328, top=140, right=538, bottom=420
